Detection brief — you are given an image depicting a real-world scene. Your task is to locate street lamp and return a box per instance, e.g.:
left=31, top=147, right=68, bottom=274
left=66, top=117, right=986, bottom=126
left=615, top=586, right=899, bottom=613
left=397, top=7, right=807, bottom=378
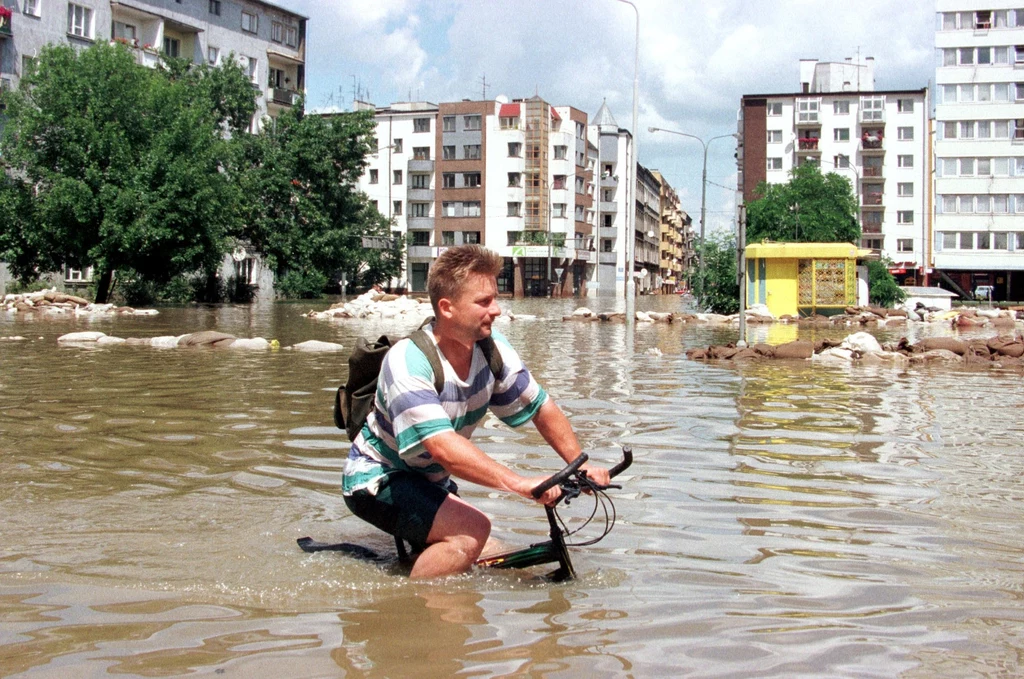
left=647, top=127, right=735, bottom=308
left=616, top=0, right=639, bottom=316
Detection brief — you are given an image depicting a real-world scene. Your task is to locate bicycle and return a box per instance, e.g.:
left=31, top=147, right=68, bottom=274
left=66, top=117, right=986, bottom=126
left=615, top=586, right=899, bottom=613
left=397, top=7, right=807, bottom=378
left=297, top=446, right=633, bottom=582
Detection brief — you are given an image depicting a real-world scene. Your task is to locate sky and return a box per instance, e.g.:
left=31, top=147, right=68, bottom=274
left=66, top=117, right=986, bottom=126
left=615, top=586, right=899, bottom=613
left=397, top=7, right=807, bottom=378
left=283, top=0, right=937, bottom=235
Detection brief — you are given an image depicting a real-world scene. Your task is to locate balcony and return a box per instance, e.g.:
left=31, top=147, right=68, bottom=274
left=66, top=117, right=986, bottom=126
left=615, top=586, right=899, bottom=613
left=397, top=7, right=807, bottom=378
left=861, top=130, right=885, bottom=153
left=407, top=245, right=433, bottom=258
left=599, top=225, right=617, bottom=239
left=862, top=193, right=884, bottom=207
left=269, top=86, right=300, bottom=107
left=862, top=165, right=884, bottom=178
left=600, top=201, right=617, bottom=213
left=598, top=251, right=617, bottom=264
left=0, top=9, right=11, bottom=38
left=861, top=222, right=883, bottom=235
left=408, top=159, right=434, bottom=173
left=796, top=137, right=821, bottom=154
left=407, top=188, right=433, bottom=202
left=406, top=217, right=435, bottom=230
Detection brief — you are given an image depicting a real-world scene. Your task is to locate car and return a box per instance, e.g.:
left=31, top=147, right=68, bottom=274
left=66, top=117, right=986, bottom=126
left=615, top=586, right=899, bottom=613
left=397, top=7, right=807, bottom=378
left=974, top=285, right=994, bottom=301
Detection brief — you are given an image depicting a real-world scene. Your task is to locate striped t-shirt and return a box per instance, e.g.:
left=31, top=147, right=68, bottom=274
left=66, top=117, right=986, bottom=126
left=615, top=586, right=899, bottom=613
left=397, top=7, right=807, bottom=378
left=342, top=324, right=547, bottom=495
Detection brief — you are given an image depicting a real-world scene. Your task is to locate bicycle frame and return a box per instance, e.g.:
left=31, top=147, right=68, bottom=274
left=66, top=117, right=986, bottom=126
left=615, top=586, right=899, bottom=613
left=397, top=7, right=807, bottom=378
left=474, top=505, right=575, bottom=581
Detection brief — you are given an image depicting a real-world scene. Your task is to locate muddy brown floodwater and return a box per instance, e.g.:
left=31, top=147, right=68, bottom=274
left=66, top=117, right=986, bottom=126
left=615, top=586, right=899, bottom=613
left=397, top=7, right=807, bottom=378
left=1, top=297, right=1023, bottom=678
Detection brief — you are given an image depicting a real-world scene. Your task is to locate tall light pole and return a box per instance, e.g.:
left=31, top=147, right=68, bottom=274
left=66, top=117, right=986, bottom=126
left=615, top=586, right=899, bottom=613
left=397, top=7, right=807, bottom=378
left=647, top=127, right=735, bottom=308
left=616, top=0, right=639, bottom=317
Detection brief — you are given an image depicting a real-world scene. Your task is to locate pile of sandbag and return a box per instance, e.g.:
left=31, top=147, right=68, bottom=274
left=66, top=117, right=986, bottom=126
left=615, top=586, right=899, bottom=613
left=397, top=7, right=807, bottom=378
left=305, top=290, right=433, bottom=321
left=4, top=289, right=158, bottom=316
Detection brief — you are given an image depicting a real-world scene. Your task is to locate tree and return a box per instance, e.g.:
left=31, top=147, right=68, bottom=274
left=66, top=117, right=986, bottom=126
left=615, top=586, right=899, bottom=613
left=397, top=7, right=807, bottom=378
left=746, top=163, right=860, bottom=244
left=693, top=232, right=738, bottom=315
left=0, top=43, right=257, bottom=302
left=867, top=258, right=907, bottom=308
left=233, top=106, right=402, bottom=297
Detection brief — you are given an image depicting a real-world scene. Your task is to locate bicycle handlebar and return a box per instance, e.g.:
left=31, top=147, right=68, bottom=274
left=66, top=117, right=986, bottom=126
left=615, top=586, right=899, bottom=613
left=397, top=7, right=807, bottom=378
left=530, top=446, right=633, bottom=499
left=531, top=453, right=588, bottom=499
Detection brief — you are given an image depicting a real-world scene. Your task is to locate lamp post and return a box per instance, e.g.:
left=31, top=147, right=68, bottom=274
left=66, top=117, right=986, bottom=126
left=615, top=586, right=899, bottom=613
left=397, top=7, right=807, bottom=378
left=616, top=0, right=639, bottom=318
left=647, top=127, right=735, bottom=309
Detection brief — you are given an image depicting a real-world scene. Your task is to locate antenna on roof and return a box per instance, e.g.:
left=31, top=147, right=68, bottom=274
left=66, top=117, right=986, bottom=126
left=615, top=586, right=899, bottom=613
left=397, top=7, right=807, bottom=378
left=479, top=73, right=489, bottom=100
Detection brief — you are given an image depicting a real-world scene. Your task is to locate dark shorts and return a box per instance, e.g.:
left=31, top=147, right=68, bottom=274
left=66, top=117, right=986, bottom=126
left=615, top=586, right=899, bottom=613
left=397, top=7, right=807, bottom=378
left=343, top=473, right=456, bottom=552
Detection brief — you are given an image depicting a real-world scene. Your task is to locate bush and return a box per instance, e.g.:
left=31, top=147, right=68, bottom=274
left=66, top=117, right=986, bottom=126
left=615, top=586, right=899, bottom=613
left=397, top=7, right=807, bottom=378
left=694, top=233, right=739, bottom=315
left=276, top=268, right=327, bottom=299
left=867, top=259, right=907, bottom=308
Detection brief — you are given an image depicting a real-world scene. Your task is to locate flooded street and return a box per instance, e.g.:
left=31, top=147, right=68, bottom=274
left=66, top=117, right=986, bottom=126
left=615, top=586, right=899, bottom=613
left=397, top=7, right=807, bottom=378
left=2, top=297, right=1023, bottom=677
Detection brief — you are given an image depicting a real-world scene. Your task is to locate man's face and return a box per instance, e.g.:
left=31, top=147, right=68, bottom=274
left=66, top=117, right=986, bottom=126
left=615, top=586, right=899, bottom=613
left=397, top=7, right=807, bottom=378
left=445, top=272, right=501, bottom=341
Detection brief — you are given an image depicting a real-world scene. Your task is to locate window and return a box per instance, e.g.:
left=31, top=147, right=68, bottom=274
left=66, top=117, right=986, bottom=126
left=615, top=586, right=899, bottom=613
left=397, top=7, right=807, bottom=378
left=898, top=127, right=914, bottom=141
left=942, top=84, right=957, bottom=104
left=271, top=21, right=283, bottom=43
left=942, top=232, right=956, bottom=250
left=960, top=232, right=974, bottom=249
left=994, top=195, right=1008, bottom=213
left=411, top=202, right=430, bottom=217
left=860, top=96, right=884, bottom=121
left=113, top=21, right=137, bottom=42
left=443, top=173, right=455, bottom=188
left=392, top=139, right=403, bottom=153
left=207, top=46, right=220, bottom=65
left=464, top=145, right=481, bottom=160
left=834, top=128, right=850, bottom=142
left=554, top=145, right=567, bottom=160
left=285, top=25, right=298, bottom=48
left=464, top=201, right=481, bottom=217
left=500, top=116, right=520, bottom=130
left=412, top=147, right=430, bottom=160
left=978, top=233, right=991, bottom=249
left=978, top=121, right=992, bottom=138
left=976, top=10, right=992, bottom=28
left=897, top=99, right=914, bottom=113
left=443, top=116, right=455, bottom=132
left=463, top=172, right=481, bottom=187
left=508, top=172, right=521, bottom=187
left=442, top=202, right=456, bottom=217
left=897, top=211, right=914, bottom=224
left=941, top=12, right=957, bottom=30
left=960, top=84, right=975, bottom=103
left=393, top=200, right=402, bottom=216
left=507, top=202, right=522, bottom=217
left=796, top=98, right=819, bottom=123
left=463, top=231, right=480, bottom=245
left=508, top=142, right=522, bottom=157
left=767, top=157, right=783, bottom=170
left=575, top=176, right=585, bottom=193
left=24, top=0, right=40, bottom=17
left=553, top=203, right=567, bottom=218
left=995, top=233, right=1008, bottom=249
left=443, top=146, right=455, bottom=160
left=163, top=37, right=180, bottom=58
left=244, top=56, right=257, bottom=83
left=833, top=100, right=850, bottom=115
left=552, top=175, right=567, bottom=189
left=960, top=196, right=974, bottom=214
left=1016, top=120, right=1024, bottom=140
left=943, top=48, right=957, bottom=67
left=897, top=239, right=913, bottom=252
left=442, top=232, right=456, bottom=246
left=414, top=117, right=431, bottom=133
left=463, top=115, right=482, bottom=131
left=979, top=84, right=992, bottom=102
left=898, top=155, right=914, bottom=168
left=410, top=231, right=430, bottom=246
left=369, top=169, right=378, bottom=184
left=960, top=158, right=975, bottom=176
left=834, top=154, right=850, bottom=169
left=241, top=11, right=258, bottom=33
left=960, top=47, right=975, bottom=65
left=898, top=182, right=914, bottom=197
left=393, top=170, right=403, bottom=185
left=977, top=195, right=991, bottom=213
left=767, top=102, right=783, bottom=116
left=979, top=47, right=992, bottom=64
left=767, top=130, right=782, bottom=143
left=67, top=3, right=93, bottom=38
left=978, top=158, right=992, bottom=176
left=411, top=173, right=430, bottom=188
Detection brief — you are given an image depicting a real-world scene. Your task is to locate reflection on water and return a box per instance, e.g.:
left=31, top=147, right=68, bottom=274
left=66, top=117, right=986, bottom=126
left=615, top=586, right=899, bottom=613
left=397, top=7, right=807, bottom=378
left=2, top=300, right=1024, bottom=677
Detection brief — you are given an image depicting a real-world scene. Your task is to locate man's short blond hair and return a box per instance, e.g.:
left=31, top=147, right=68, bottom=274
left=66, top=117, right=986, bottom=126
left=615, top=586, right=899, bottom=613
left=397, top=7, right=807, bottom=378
left=427, top=245, right=503, bottom=314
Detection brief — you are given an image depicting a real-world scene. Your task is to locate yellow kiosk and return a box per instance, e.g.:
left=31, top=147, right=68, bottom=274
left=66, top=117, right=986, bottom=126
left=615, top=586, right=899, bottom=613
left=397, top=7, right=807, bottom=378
left=744, top=242, right=873, bottom=318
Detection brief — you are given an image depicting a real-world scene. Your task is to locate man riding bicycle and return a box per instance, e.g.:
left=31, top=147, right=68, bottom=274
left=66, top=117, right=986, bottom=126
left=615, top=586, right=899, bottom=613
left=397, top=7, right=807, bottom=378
left=342, top=245, right=610, bottom=578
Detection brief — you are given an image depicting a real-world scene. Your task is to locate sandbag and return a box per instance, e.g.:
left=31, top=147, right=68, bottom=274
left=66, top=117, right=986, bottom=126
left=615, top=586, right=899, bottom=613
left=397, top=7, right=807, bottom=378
left=773, top=341, right=813, bottom=359
left=914, top=337, right=967, bottom=355
left=987, top=336, right=1024, bottom=358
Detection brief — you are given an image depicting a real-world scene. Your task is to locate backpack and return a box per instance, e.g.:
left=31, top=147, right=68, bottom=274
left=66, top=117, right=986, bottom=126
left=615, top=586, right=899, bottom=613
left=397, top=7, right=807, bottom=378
left=333, top=321, right=505, bottom=442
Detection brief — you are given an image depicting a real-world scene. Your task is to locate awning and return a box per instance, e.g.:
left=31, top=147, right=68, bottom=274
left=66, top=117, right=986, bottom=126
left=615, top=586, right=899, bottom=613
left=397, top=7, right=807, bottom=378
left=267, top=48, right=304, bottom=65
left=499, top=103, right=520, bottom=117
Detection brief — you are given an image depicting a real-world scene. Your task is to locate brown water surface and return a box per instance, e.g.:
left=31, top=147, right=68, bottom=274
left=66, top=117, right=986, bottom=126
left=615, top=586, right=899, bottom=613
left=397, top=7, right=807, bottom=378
left=2, top=298, right=1023, bottom=677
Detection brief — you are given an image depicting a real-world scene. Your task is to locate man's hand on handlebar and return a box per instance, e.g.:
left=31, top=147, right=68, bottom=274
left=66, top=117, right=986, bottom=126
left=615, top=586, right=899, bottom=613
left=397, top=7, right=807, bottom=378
left=514, top=475, right=563, bottom=506
left=581, top=463, right=611, bottom=488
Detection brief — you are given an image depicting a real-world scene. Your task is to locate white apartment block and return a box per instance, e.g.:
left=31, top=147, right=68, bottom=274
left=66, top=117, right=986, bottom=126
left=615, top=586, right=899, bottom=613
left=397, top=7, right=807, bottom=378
left=359, top=96, right=602, bottom=298
left=739, top=58, right=929, bottom=286
left=935, top=1, right=1024, bottom=300
left=590, top=101, right=636, bottom=296
left=0, top=0, right=306, bottom=132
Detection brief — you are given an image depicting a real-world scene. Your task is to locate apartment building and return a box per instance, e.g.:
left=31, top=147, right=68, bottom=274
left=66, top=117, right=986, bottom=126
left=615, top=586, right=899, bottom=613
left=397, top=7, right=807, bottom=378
left=0, top=0, right=306, bottom=131
left=360, top=95, right=597, bottom=297
left=650, top=170, right=692, bottom=293
left=589, top=100, right=635, bottom=296
left=935, top=1, right=1024, bottom=300
left=738, top=58, right=929, bottom=285
left=635, top=164, right=662, bottom=293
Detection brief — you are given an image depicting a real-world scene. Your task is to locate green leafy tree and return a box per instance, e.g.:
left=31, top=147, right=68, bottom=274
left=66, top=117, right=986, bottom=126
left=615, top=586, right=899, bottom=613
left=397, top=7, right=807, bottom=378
left=693, top=232, right=738, bottom=315
left=233, top=107, right=402, bottom=297
left=0, top=43, right=256, bottom=302
left=746, top=163, right=860, bottom=244
left=867, top=258, right=907, bottom=308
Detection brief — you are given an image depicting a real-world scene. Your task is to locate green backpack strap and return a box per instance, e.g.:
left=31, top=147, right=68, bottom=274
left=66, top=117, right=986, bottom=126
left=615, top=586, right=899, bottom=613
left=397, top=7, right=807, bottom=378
left=478, top=336, right=504, bottom=382
left=408, top=328, right=445, bottom=394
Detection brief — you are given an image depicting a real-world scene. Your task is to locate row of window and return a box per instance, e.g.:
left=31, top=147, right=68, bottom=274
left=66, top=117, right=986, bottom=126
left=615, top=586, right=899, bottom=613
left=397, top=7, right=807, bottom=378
left=65, top=2, right=297, bottom=46
left=936, top=232, right=1024, bottom=252
left=767, top=155, right=916, bottom=170
left=940, top=45, right=1024, bottom=67
left=938, top=9, right=1024, bottom=31
left=768, top=98, right=915, bottom=119
left=937, top=194, right=1024, bottom=214
left=937, top=118, right=1024, bottom=140
left=406, top=231, right=481, bottom=247
left=936, top=156, right=1024, bottom=177
left=938, top=82, right=1024, bottom=105
left=768, top=127, right=915, bottom=143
